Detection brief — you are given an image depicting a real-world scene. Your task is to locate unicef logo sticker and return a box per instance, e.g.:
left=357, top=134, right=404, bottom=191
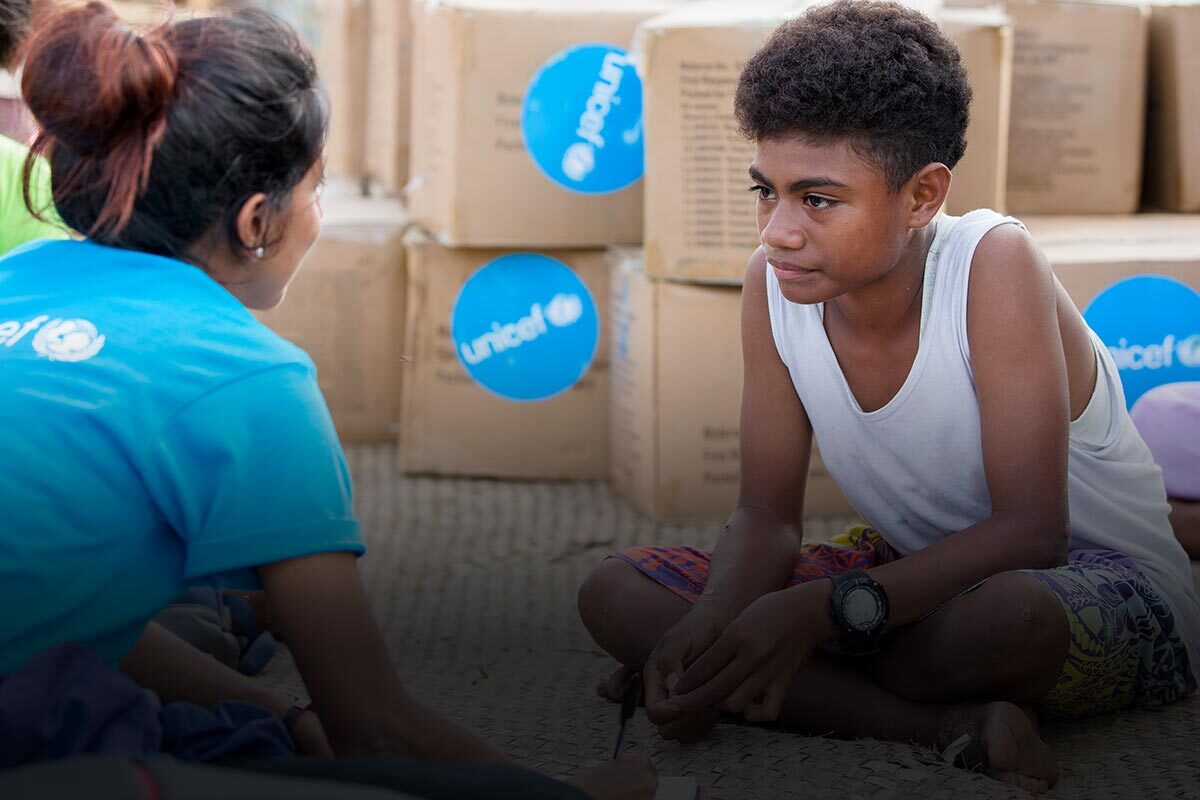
left=1083, top=275, right=1200, bottom=408
left=452, top=254, right=599, bottom=402
left=521, top=43, right=644, bottom=195
left=31, top=318, right=106, bottom=362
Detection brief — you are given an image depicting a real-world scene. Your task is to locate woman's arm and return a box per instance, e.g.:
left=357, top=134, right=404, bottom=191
left=119, top=621, right=332, bottom=756
left=257, top=551, right=509, bottom=763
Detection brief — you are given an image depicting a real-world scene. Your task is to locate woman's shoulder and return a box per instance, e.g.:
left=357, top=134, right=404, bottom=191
left=4, top=239, right=315, bottom=402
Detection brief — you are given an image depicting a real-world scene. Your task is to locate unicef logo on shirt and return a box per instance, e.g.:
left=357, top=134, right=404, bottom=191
left=31, top=318, right=106, bottom=362
left=1083, top=275, right=1200, bottom=408
left=451, top=254, right=599, bottom=402
left=521, top=43, right=644, bottom=195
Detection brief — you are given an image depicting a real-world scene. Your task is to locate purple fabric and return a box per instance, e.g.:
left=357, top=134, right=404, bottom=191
left=1130, top=381, right=1200, bottom=500
left=0, top=642, right=294, bottom=770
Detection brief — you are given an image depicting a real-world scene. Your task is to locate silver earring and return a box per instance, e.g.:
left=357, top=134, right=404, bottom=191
left=255, top=246, right=265, bottom=259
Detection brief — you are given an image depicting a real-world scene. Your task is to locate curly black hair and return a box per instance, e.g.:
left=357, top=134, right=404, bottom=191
left=1, top=0, right=33, bottom=67
left=734, top=0, right=971, bottom=191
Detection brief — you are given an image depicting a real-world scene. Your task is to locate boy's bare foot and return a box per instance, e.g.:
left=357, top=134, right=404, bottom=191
left=597, top=665, right=637, bottom=702
left=939, top=701, right=1058, bottom=795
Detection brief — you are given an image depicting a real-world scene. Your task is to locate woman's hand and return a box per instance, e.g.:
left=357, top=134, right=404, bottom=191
left=289, top=707, right=333, bottom=757
left=669, top=583, right=829, bottom=723
left=568, top=755, right=658, bottom=800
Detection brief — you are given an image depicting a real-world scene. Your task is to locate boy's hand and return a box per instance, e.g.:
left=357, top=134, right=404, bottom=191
left=643, top=603, right=733, bottom=741
left=670, top=585, right=826, bottom=722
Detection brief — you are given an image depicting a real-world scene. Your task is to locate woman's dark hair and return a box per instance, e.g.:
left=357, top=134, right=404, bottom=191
left=19, top=1, right=327, bottom=260
left=0, top=0, right=32, bottom=66
left=734, top=0, right=971, bottom=191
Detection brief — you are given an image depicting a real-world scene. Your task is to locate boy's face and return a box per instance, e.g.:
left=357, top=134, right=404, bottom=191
left=750, top=136, right=920, bottom=306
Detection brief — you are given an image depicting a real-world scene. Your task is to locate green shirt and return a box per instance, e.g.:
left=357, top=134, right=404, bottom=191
left=0, top=134, right=69, bottom=257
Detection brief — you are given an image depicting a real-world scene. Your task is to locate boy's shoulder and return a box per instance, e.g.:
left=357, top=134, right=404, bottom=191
left=964, top=211, right=1048, bottom=283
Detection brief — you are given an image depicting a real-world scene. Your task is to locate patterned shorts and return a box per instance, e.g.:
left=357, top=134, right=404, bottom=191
left=613, top=526, right=1195, bottom=719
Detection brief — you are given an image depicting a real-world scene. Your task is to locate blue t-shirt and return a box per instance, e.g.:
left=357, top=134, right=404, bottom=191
left=0, top=239, right=364, bottom=674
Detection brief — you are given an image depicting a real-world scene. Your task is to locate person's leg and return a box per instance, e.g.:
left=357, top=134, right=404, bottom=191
left=578, top=558, right=1058, bottom=793
left=216, top=758, right=589, bottom=800
left=871, top=571, right=1069, bottom=705
left=1169, top=498, right=1200, bottom=559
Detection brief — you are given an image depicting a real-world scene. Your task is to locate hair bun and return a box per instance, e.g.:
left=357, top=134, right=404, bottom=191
left=21, top=1, right=178, bottom=236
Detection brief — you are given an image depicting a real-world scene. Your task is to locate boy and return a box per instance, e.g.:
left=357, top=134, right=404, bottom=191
left=578, top=2, right=1199, bottom=794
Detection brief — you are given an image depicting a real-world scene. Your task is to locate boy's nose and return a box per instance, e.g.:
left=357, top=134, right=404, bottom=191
left=760, top=207, right=807, bottom=251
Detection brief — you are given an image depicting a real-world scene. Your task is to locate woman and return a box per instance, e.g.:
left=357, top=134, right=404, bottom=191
left=0, top=4, right=652, bottom=798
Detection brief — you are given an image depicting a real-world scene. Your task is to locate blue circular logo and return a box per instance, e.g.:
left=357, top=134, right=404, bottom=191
left=1083, top=275, right=1200, bottom=408
left=451, top=254, right=599, bottom=402
left=521, top=43, right=644, bottom=195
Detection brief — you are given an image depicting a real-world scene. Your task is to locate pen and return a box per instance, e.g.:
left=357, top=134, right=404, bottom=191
left=611, top=672, right=643, bottom=760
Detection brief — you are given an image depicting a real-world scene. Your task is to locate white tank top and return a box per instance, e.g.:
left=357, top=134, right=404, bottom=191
left=765, top=209, right=1200, bottom=683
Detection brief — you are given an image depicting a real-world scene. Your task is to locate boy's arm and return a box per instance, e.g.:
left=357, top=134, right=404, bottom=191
left=861, top=223, right=1071, bottom=620
left=698, top=247, right=815, bottom=618
left=669, top=225, right=1075, bottom=716
left=643, top=249, right=813, bottom=730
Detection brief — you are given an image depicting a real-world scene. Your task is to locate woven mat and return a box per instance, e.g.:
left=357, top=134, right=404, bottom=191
left=256, top=444, right=1200, bottom=800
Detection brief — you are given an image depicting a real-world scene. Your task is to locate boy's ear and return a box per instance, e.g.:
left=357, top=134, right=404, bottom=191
left=906, top=163, right=952, bottom=228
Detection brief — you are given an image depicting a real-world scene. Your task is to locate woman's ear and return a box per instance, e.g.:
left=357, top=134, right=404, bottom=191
left=907, top=163, right=952, bottom=228
left=235, top=192, right=271, bottom=256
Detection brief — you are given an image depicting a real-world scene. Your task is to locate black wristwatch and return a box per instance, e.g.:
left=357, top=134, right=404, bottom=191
left=827, top=570, right=890, bottom=655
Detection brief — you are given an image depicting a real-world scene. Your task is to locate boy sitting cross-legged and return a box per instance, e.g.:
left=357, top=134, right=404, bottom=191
left=578, top=1, right=1199, bottom=793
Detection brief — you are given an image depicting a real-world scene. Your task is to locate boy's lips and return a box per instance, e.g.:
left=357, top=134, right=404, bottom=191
left=767, top=258, right=817, bottom=276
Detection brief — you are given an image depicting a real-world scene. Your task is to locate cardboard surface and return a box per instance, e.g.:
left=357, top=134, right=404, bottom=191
left=254, top=195, right=408, bottom=443
left=320, top=0, right=372, bottom=182
left=365, top=0, right=411, bottom=194
left=610, top=250, right=852, bottom=522
left=1144, top=2, right=1200, bottom=211
left=941, top=7, right=1013, bottom=215
left=1005, top=0, right=1149, bottom=214
left=407, top=0, right=687, bottom=247
left=400, top=237, right=611, bottom=479
left=1023, top=213, right=1200, bottom=305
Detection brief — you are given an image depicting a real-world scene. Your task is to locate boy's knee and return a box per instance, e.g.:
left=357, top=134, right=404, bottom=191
left=577, top=556, right=636, bottom=632
left=970, top=572, right=1069, bottom=681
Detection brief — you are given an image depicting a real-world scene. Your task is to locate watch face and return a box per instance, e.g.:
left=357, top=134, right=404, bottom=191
left=843, top=585, right=883, bottom=631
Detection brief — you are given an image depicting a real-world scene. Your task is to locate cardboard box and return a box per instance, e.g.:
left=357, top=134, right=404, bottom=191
left=610, top=250, right=853, bottom=522
left=254, top=192, right=408, bottom=442
left=407, top=0, right=691, bottom=248
left=99, top=1, right=370, bottom=182
left=941, top=7, right=1013, bottom=215
left=364, top=0, right=411, bottom=194
left=400, top=235, right=610, bottom=479
left=1005, top=0, right=1149, bottom=214
left=1144, top=2, right=1200, bottom=211
left=1024, top=214, right=1200, bottom=305
left=636, top=1, right=791, bottom=285
left=635, top=0, right=969, bottom=284
left=320, top=0, right=372, bottom=182
left=1025, top=214, right=1200, bottom=407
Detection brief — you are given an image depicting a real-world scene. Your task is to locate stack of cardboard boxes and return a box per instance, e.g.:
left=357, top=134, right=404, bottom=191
left=399, top=0, right=694, bottom=481
left=154, top=0, right=1200, bottom=524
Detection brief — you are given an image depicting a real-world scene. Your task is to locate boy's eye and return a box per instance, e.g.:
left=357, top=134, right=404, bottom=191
left=805, top=195, right=836, bottom=209
left=747, top=184, right=775, bottom=201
